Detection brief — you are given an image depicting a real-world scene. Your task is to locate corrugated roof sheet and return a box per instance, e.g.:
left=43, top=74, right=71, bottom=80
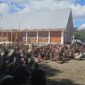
left=0, top=8, right=71, bottom=30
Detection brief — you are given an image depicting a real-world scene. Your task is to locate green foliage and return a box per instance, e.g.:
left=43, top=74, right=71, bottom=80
left=74, top=28, right=85, bottom=41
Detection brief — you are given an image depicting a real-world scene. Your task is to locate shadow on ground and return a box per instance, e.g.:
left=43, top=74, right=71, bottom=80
left=40, top=63, right=61, bottom=77
left=47, top=79, right=82, bottom=85
left=39, top=63, right=83, bottom=85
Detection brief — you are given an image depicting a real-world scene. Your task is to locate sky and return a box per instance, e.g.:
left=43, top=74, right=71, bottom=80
left=0, top=0, right=85, bottom=29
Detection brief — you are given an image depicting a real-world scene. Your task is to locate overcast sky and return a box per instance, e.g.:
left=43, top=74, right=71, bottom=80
left=0, top=0, right=85, bottom=29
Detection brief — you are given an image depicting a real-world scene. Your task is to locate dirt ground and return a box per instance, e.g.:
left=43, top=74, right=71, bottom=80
left=40, top=60, right=85, bottom=85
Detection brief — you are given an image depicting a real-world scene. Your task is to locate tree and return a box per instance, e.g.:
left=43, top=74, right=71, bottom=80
left=73, top=27, right=85, bottom=42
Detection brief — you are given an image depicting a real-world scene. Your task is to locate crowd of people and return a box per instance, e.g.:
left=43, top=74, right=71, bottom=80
left=0, top=43, right=85, bottom=85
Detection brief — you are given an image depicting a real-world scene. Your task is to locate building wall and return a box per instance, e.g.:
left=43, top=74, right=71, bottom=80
left=38, top=31, right=48, bottom=43
left=0, top=31, right=62, bottom=44
left=27, top=31, right=37, bottom=43
left=0, top=32, right=2, bottom=42
left=50, top=31, right=61, bottom=44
